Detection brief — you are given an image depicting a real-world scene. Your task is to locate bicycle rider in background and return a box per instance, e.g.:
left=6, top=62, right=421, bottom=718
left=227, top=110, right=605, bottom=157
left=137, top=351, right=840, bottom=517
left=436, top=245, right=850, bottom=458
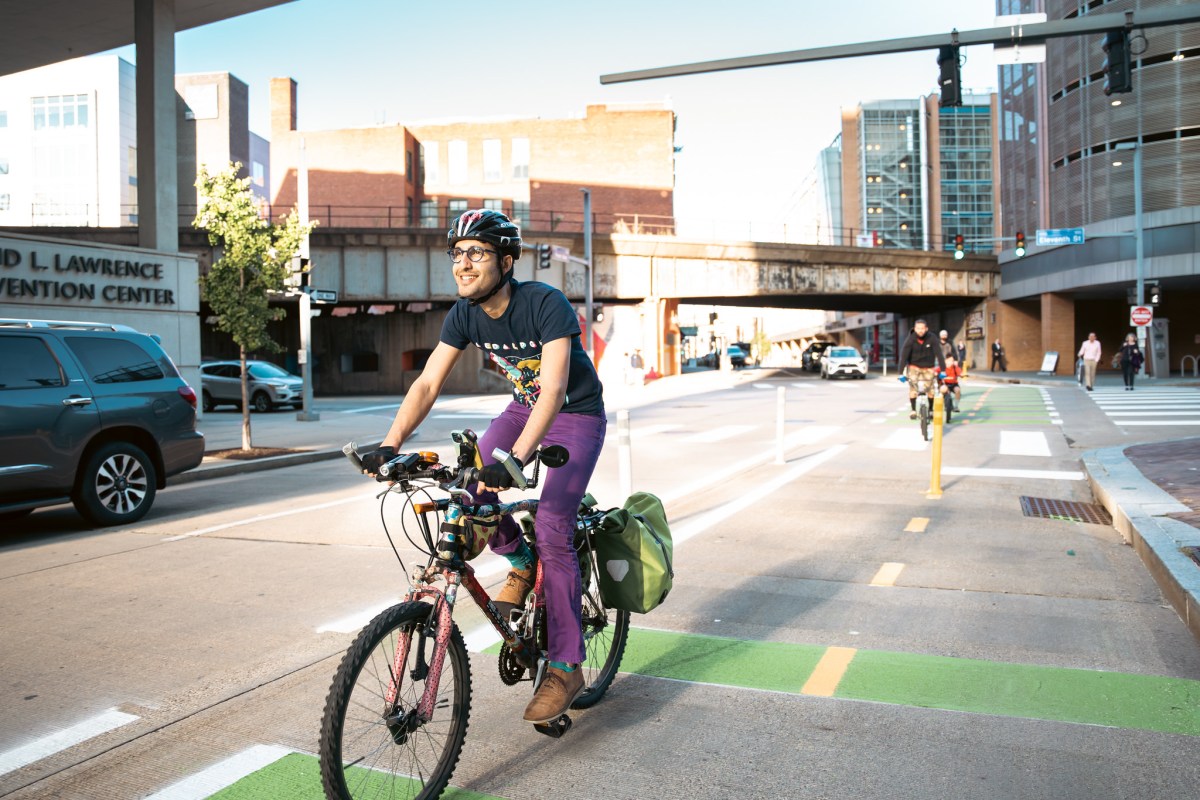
left=898, top=319, right=947, bottom=419
left=358, top=209, right=607, bottom=725
left=942, top=354, right=963, bottom=412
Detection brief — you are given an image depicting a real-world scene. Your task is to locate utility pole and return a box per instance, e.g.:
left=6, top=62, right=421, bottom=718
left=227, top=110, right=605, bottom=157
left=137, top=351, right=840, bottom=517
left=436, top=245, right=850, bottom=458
left=296, top=136, right=319, bottom=421
left=582, top=188, right=594, bottom=362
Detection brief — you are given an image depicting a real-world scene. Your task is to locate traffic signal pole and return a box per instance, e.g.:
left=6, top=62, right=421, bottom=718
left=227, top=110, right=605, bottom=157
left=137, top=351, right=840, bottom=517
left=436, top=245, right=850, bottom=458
left=600, top=4, right=1200, bottom=84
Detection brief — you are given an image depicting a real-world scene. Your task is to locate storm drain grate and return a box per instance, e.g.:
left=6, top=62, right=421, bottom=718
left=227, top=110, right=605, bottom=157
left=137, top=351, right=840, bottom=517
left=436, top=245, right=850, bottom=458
left=1020, top=496, right=1113, bottom=525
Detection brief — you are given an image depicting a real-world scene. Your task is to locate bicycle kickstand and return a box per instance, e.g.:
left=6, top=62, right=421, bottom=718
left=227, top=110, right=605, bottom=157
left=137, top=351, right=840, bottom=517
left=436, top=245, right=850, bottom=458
left=533, top=714, right=573, bottom=738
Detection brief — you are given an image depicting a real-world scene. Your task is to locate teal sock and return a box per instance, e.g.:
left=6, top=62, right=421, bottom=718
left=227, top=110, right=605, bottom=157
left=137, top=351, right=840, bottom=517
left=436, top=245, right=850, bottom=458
left=505, top=540, right=534, bottom=571
left=549, top=660, right=576, bottom=672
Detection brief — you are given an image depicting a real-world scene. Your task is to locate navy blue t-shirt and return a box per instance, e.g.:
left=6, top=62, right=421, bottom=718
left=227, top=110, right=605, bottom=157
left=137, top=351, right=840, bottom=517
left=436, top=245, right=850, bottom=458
left=439, top=281, right=604, bottom=417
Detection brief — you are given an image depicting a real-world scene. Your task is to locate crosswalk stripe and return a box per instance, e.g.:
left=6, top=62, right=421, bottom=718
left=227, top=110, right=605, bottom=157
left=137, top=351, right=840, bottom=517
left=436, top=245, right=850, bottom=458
left=0, top=709, right=139, bottom=776
left=682, top=424, right=756, bottom=443
left=999, top=431, right=1051, bottom=457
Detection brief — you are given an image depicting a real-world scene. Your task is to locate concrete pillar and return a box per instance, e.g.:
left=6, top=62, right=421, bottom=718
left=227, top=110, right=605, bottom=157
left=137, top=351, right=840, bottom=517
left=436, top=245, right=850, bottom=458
left=135, top=0, right=178, bottom=252
left=660, top=297, right=680, bottom=377
left=1040, top=292, right=1076, bottom=375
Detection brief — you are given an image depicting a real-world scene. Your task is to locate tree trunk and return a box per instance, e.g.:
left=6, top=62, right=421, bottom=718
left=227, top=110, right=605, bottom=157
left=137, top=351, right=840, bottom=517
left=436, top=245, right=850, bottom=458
left=239, top=347, right=252, bottom=450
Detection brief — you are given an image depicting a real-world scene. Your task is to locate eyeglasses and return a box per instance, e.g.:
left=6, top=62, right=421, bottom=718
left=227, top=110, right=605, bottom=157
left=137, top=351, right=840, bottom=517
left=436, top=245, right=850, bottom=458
left=447, top=246, right=498, bottom=263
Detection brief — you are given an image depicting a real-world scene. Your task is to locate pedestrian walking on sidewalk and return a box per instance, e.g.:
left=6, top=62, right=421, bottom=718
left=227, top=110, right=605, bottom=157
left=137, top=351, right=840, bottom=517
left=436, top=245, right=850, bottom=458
left=991, top=338, right=1007, bottom=372
left=956, top=340, right=967, bottom=370
left=1078, top=332, right=1102, bottom=391
left=1118, top=333, right=1143, bottom=390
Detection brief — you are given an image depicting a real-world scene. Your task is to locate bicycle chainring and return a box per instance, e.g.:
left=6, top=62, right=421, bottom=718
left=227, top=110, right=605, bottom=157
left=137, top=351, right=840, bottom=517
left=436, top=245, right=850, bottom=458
left=497, top=643, right=528, bottom=686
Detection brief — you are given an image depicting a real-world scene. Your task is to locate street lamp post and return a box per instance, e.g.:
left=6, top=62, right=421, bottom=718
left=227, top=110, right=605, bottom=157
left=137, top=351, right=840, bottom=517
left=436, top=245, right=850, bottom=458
left=581, top=188, right=594, bottom=361
left=1113, top=140, right=1145, bottom=376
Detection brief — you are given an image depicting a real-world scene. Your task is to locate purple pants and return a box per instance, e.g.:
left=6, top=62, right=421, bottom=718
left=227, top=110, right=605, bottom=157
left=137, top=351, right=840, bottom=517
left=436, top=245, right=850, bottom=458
left=476, top=401, right=606, bottom=663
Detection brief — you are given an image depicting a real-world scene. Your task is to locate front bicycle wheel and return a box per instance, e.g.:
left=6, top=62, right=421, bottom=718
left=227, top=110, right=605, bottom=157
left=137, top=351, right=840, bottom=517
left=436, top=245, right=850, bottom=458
left=918, top=398, right=930, bottom=441
left=320, top=601, right=471, bottom=800
left=572, top=549, right=630, bottom=709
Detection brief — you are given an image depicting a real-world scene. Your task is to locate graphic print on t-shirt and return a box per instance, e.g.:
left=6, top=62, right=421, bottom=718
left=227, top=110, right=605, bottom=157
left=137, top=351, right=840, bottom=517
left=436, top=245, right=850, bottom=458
left=486, top=348, right=542, bottom=406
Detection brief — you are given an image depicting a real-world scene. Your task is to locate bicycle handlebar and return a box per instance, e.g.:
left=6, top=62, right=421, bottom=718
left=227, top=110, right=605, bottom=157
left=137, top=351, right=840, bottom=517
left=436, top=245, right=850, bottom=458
left=343, top=438, right=551, bottom=492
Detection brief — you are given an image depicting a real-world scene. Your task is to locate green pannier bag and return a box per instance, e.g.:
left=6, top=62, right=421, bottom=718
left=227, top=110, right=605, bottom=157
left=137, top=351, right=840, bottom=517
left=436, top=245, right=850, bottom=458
left=594, top=492, right=673, bottom=613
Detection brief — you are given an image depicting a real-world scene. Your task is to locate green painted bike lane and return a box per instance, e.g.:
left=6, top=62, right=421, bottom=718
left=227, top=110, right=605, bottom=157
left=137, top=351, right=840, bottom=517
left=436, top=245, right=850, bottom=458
left=888, top=385, right=1053, bottom=426
left=208, top=626, right=1200, bottom=798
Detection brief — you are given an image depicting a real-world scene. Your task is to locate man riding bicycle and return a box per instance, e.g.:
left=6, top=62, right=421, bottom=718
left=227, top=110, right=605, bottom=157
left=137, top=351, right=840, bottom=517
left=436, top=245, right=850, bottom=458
left=359, top=209, right=606, bottom=725
left=898, top=319, right=947, bottom=419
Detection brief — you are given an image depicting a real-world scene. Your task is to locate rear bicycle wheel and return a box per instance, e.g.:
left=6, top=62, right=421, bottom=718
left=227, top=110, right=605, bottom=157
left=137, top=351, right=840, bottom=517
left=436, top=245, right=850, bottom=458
left=944, top=395, right=953, bottom=424
left=319, top=601, right=471, bottom=800
left=572, top=548, right=630, bottom=709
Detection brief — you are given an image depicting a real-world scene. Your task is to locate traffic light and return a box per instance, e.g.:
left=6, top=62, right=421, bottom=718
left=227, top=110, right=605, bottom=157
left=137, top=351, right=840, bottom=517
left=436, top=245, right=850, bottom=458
left=1014, top=231, right=1026, bottom=257
left=953, top=234, right=965, bottom=260
left=1147, top=283, right=1161, bottom=306
left=872, top=230, right=884, bottom=247
left=537, top=243, right=552, bottom=269
left=1103, top=30, right=1133, bottom=95
left=937, top=46, right=962, bottom=108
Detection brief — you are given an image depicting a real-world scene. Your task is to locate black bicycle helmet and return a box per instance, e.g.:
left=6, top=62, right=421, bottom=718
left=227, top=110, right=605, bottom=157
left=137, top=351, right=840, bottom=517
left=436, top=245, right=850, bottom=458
left=447, top=209, right=522, bottom=261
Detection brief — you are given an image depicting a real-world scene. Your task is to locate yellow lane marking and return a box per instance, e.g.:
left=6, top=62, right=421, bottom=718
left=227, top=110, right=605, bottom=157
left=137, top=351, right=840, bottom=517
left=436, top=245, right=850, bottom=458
left=904, top=517, right=929, bottom=533
left=801, top=646, right=858, bottom=697
left=870, top=562, right=905, bottom=587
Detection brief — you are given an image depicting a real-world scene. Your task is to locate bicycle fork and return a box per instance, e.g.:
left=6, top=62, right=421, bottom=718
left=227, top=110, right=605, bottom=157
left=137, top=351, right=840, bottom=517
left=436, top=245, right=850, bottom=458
left=384, top=582, right=458, bottom=737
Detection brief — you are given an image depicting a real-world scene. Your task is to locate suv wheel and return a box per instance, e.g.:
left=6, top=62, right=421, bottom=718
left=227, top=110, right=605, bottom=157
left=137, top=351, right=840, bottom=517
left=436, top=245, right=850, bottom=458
left=202, top=390, right=215, bottom=413
left=252, top=392, right=273, bottom=413
left=72, top=442, right=158, bottom=526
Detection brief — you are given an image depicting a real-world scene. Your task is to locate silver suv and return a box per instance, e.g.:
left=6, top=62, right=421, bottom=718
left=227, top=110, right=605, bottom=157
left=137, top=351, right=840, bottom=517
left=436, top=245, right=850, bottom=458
left=0, top=319, right=205, bottom=526
left=200, top=360, right=303, bottom=413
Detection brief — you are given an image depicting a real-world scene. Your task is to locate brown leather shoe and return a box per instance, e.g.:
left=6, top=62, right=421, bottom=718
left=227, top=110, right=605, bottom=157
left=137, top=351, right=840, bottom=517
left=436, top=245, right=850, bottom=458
left=524, top=666, right=584, bottom=723
left=493, top=566, right=534, bottom=619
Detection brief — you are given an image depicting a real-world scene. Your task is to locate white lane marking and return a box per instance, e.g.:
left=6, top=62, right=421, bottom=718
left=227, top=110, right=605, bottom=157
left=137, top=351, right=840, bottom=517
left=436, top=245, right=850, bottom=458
left=164, top=492, right=377, bottom=542
left=604, top=423, right=684, bottom=442
left=999, top=431, right=1051, bottom=457
left=0, top=709, right=139, bottom=777
left=753, top=383, right=776, bottom=389
left=942, top=466, right=1085, bottom=480
left=870, top=418, right=886, bottom=424
left=1118, top=421, right=1200, bottom=426
left=143, top=744, right=292, bottom=800
left=1104, top=411, right=1200, bottom=416
left=682, top=424, right=756, bottom=443
left=463, top=444, right=850, bottom=654
left=877, top=429, right=927, bottom=451
left=339, top=403, right=402, bottom=414
left=790, top=382, right=815, bottom=389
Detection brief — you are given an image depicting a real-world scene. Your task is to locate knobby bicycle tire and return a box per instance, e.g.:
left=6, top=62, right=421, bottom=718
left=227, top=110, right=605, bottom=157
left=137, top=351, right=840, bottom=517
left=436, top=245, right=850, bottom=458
left=918, top=398, right=930, bottom=441
left=571, top=550, right=630, bottom=709
left=319, top=601, right=471, bottom=800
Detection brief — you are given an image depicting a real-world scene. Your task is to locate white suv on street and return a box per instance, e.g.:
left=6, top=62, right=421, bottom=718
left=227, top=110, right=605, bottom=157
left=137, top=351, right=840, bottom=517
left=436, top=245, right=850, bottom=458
left=820, top=346, right=868, bottom=380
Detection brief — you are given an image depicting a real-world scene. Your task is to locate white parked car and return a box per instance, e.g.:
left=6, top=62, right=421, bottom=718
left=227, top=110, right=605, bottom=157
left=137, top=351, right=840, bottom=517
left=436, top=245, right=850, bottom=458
left=200, top=360, right=304, bottom=412
left=820, top=346, right=868, bottom=380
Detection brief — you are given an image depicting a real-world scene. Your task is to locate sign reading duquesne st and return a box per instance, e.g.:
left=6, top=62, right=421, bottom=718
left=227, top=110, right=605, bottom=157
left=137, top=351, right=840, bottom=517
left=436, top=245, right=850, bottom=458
left=0, top=243, right=177, bottom=306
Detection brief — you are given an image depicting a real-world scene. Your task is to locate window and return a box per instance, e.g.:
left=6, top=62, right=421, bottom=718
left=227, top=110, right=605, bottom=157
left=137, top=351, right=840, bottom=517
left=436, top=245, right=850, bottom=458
left=510, top=200, right=529, bottom=227
left=33, top=94, right=89, bottom=130
left=251, top=161, right=264, bottom=187
left=483, top=139, right=501, bottom=182
left=406, top=149, right=414, bottom=183
left=448, top=199, right=468, bottom=218
left=511, top=138, right=529, bottom=179
left=64, top=337, right=164, bottom=384
left=448, top=140, right=467, bottom=185
left=0, top=159, right=7, bottom=175
left=483, top=199, right=504, bottom=213
left=420, top=200, right=439, bottom=227
left=422, top=142, right=439, bottom=184
left=0, top=337, right=64, bottom=389
left=128, top=146, right=137, bottom=186
left=0, top=111, right=7, bottom=128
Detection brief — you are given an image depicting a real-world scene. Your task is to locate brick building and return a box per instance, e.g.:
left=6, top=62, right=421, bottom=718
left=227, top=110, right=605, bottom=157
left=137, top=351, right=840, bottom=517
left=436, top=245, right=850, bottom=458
left=269, top=77, right=676, bottom=233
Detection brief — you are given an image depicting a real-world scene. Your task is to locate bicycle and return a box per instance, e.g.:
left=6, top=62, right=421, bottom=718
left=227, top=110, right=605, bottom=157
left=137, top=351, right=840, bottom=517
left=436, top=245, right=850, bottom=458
left=319, top=430, right=630, bottom=800
left=901, top=370, right=950, bottom=440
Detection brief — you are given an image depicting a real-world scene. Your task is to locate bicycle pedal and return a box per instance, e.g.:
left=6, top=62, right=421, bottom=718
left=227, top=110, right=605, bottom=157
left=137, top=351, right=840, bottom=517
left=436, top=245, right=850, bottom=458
left=533, top=714, right=572, bottom=738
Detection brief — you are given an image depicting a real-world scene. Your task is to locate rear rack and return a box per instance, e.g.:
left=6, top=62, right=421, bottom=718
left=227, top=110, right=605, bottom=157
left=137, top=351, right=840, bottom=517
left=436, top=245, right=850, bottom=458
left=0, top=318, right=138, bottom=332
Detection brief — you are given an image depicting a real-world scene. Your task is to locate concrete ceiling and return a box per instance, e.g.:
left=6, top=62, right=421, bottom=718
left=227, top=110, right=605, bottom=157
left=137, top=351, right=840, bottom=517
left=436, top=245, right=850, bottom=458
left=0, top=0, right=294, bottom=77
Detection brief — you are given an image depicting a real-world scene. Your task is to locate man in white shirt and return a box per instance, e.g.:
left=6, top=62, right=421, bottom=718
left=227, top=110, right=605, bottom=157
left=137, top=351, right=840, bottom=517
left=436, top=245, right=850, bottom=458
left=1078, top=332, right=1102, bottom=391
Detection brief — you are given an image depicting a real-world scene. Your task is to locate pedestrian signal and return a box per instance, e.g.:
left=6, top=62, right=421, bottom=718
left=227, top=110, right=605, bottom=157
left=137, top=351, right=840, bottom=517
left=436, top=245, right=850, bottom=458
left=537, top=243, right=552, bottom=269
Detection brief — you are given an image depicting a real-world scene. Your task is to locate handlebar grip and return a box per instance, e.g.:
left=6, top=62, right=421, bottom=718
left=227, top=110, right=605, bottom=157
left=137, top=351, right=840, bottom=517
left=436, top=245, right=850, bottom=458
left=491, top=447, right=529, bottom=490
left=342, top=442, right=364, bottom=470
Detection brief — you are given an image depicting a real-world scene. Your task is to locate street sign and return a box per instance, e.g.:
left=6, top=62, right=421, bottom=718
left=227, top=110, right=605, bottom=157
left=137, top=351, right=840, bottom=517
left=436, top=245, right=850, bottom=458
left=551, top=245, right=571, bottom=260
left=305, top=288, right=338, bottom=304
left=1036, top=227, right=1085, bottom=246
left=1130, top=305, right=1153, bottom=326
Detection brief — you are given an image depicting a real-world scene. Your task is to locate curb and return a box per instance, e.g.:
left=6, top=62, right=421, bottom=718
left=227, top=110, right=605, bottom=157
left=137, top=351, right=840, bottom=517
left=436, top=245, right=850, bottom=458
left=170, top=447, right=349, bottom=485
left=1082, top=445, right=1200, bottom=644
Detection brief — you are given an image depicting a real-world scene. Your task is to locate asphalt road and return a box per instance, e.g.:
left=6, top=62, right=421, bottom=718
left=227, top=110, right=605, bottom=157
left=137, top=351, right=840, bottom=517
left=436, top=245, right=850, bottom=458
left=3, top=373, right=1200, bottom=799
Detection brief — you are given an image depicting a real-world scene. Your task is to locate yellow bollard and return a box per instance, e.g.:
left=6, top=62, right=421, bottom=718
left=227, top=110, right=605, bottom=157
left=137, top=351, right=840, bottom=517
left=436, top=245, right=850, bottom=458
left=927, top=392, right=944, bottom=498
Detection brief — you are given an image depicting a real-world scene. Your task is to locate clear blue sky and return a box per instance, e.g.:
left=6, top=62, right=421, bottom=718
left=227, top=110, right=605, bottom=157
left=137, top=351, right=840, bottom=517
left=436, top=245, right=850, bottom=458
left=111, top=0, right=1003, bottom=231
